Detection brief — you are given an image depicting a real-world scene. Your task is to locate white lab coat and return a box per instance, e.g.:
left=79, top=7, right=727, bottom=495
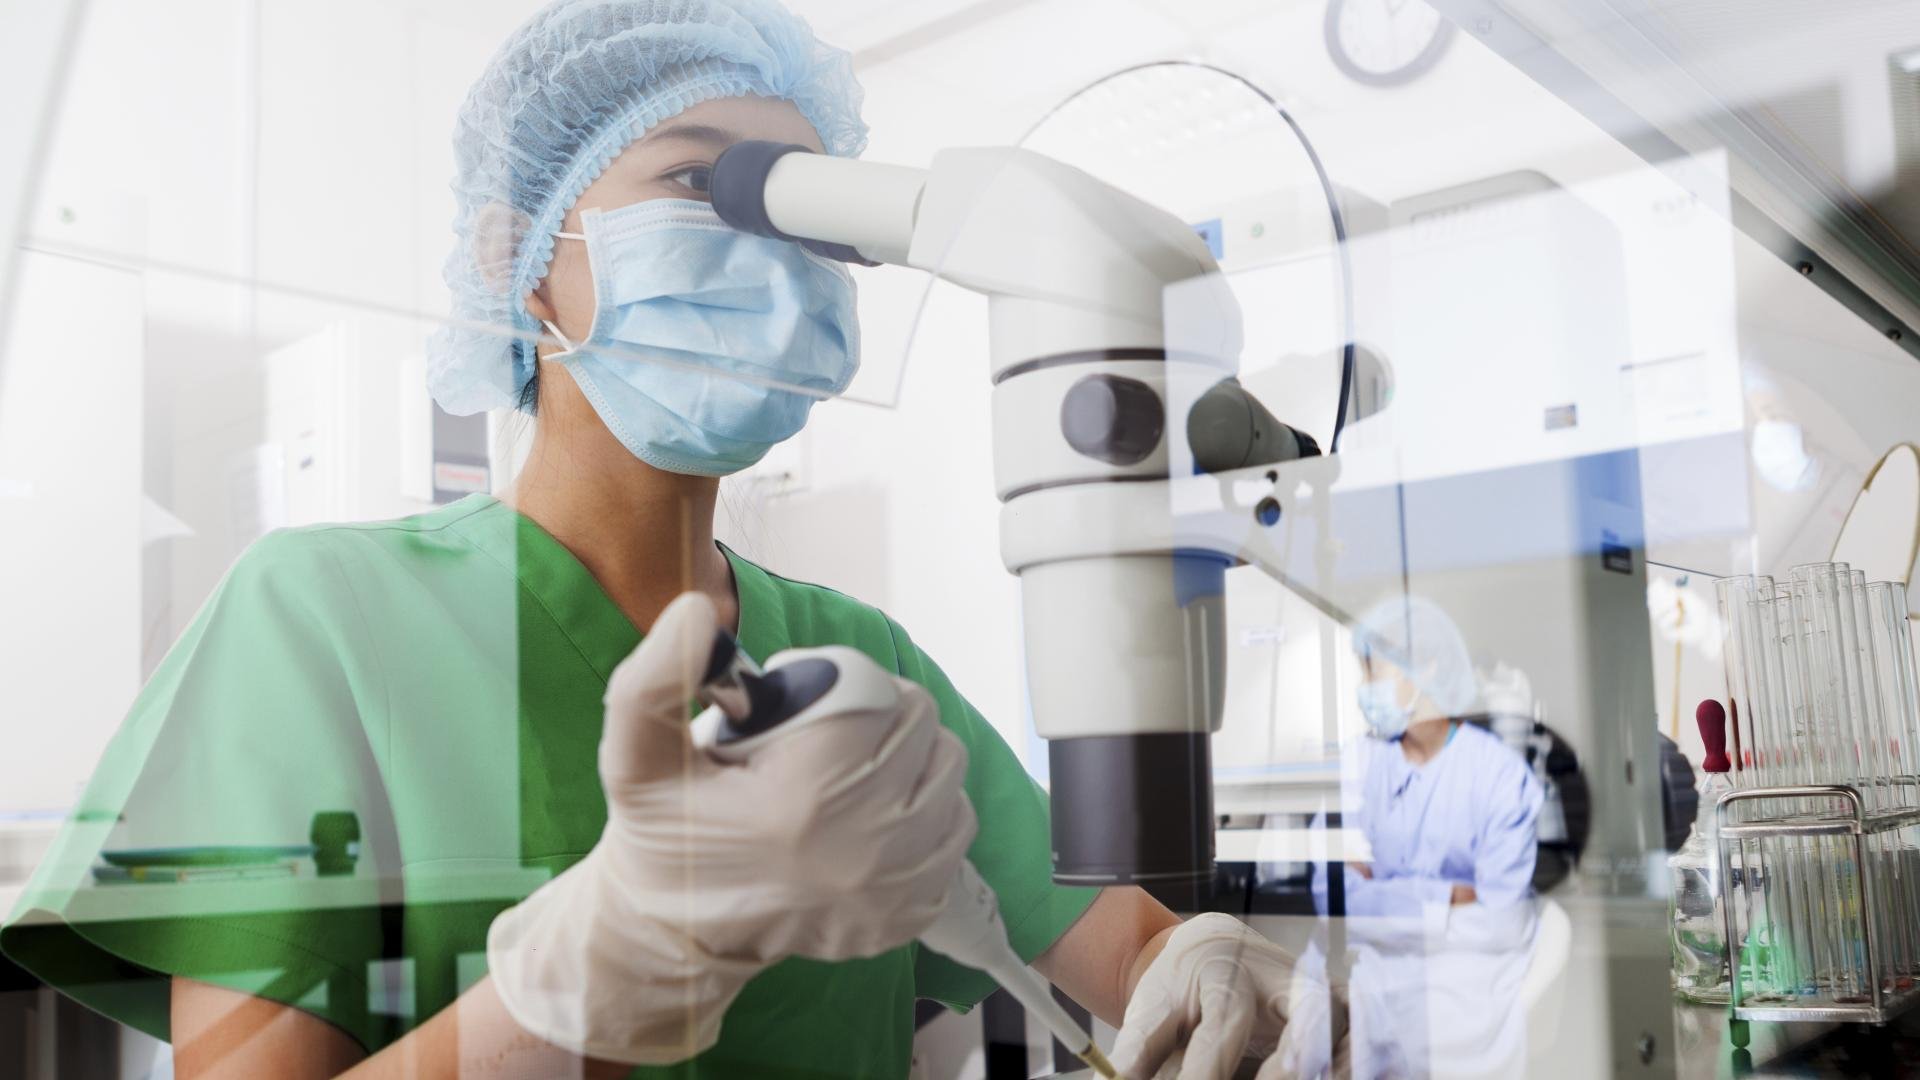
left=1297, top=724, right=1545, bottom=1079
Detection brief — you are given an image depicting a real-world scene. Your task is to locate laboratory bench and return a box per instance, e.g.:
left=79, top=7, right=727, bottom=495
left=3, top=859, right=1914, bottom=1078
left=2, top=940, right=1910, bottom=1078
left=1040, top=1003, right=1912, bottom=1078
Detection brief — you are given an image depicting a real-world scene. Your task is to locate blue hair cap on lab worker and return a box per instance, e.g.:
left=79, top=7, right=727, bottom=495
left=427, top=0, right=868, bottom=415
left=1352, top=593, right=1478, bottom=716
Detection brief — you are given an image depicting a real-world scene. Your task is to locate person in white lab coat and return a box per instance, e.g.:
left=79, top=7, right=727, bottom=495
left=1278, top=594, right=1544, bottom=1079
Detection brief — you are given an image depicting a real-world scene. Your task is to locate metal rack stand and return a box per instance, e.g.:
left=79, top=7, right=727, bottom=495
left=1713, top=785, right=1920, bottom=1024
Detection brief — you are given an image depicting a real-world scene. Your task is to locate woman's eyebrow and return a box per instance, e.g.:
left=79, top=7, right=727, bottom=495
left=641, top=122, right=740, bottom=149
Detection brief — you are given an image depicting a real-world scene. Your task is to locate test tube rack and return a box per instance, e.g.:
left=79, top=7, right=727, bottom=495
left=1708, top=566, right=1920, bottom=1024
left=1712, top=785, right=1920, bottom=1023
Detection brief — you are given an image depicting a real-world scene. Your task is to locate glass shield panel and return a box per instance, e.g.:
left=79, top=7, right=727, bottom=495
left=8, top=1, right=1920, bottom=1078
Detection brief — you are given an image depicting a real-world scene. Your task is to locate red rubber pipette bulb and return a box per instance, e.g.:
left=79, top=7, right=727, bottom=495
left=1696, top=699, right=1731, bottom=774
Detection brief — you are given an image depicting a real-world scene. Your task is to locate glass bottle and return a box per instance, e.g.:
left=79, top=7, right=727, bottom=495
left=1671, top=699, right=1737, bottom=1003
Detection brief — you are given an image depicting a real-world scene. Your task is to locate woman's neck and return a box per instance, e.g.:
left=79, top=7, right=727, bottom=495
left=1398, top=715, right=1455, bottom=765
left=502, top=363, right=738, bottom=636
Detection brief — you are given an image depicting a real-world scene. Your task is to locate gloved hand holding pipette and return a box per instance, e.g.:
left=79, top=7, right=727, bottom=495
left=692, top=620, right=1119, bottom=1079
left=486, top=591, right=978, bottom=1066
left=1116, top=914, right=1326, bottom=1080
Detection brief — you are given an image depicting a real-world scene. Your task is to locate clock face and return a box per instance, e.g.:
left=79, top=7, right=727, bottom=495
left=1325, top=0, right=1455, bottom=87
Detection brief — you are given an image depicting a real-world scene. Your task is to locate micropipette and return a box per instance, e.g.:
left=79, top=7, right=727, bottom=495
left=692, top=630, right=1117, bottom=1080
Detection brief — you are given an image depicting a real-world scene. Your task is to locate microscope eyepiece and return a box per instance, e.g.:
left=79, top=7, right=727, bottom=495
left=711, top=140, right=878, bottom=265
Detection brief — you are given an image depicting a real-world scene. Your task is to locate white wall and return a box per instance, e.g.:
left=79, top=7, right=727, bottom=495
left=23, top=0, right=520, bottom=654
left=0, top=0, right=80, bottom=336
left=0, top=248, right=142, bottom=818
left=3, top=0, right=242, bottom=814
left=1, top=1, right=518, bottom=825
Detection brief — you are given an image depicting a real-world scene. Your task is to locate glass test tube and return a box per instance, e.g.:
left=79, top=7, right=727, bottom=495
left=1768, top=588, right=1814, bottom=790
left=1850, top=572, right=1912, bottom=983
left=1829, top=567, right=1877, bottom=997
left=1738, top=577, right=1798, bottom=994
left=1872, top=582, right=1920, bottom=806
left=1790, top=564, right=1861, bottom=795
left=1889, top=584, right=1920, bottom=978
left=1714, top=578, right=1764, bottom=993
left=1718, top=576, right=1758, bottom=788
left=1847, top=571, right=1893, bottom=811
left=1889, top=582, right=1920, bottom=749
left=1836, top=567, right=1880, bottom=997
left=1717, top=575, right=1802, bottom=996
left=1779, top=574, right=1836, bottom=993
left=1782, top=575, right=1867, bottom=998
left=1758, top=584, right=1812, bottom=999
left=1867, top=581, right=1920, bottom=982
left=1758, top=588, right=1820, bottom=991
left=1726, top=577, right=1786, bottom=789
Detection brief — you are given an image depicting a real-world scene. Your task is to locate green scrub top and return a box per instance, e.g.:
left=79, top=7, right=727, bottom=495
left=1, top=495, right=1097, bottom=1078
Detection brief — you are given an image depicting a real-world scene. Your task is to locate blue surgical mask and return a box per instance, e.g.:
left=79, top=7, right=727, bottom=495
left=543, top=198, right=859, bottom=476
left=1356, top=678, right=1414, bottom=740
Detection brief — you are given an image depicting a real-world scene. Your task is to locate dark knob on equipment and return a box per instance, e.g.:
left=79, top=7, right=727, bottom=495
left=1060, top=374, right=1165, bottom=466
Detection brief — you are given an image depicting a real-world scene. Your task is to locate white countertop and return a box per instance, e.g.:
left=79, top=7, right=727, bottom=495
left=3, top=865, right=553, bottom=926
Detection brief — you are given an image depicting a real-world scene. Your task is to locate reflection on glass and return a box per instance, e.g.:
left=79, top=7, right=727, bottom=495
left=1292, top=594, right=1543, bottom=1076
left=6, top=0, right=1920, bottom=1075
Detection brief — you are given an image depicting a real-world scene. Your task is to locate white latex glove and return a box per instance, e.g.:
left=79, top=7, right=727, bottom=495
left=1268, top=955, right=1348, bottom=1080
left=1113, top=913, right=1342, bottom=1080
left=487, top=592, right=977, bottom=1065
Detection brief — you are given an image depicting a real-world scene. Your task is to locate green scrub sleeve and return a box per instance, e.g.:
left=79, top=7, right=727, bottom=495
left=888, top=620, right=1100, bottom=1011
left=0, top=531, right=395, bottom=1051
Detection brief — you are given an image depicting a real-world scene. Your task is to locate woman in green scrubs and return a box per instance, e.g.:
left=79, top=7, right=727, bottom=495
left=2, top=5, right=1179, bottom=1078
left=2, top=2, right=1306, bottom=1077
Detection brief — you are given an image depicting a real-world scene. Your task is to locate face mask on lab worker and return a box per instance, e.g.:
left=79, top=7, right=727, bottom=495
left=530, top=143, right=860, bottom=475
left=1356, top=656, right=1442, bottom=740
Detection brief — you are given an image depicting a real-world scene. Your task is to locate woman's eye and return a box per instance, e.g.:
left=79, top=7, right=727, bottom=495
left=666, top=165, right=713, bottom=194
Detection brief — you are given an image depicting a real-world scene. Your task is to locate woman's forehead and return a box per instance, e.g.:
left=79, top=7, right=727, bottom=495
left=634, top=97, right=821, bottom=156
left=1358, top=649, right=1408, bottom=675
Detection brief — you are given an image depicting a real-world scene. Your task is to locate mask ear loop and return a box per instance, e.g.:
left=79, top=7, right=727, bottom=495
left=541, top=216, right=598, bottom=359
left=1396, top=678, right=1421, bottom=725
left=541, top=318, right=577, bottom=355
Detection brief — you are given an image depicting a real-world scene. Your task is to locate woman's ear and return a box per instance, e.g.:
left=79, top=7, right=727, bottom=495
left=468, top=199, right=563, bottom=337
left=1409, top=664, right=1446, bottom=716
left=526, top=285, right=558, bottom=325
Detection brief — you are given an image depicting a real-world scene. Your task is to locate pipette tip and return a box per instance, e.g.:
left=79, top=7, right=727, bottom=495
left=1078, top=1043, right=1118, bottom=1079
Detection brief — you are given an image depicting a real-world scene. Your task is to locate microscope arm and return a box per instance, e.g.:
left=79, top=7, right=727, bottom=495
left=713, top=141, right=1241, bottom=371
